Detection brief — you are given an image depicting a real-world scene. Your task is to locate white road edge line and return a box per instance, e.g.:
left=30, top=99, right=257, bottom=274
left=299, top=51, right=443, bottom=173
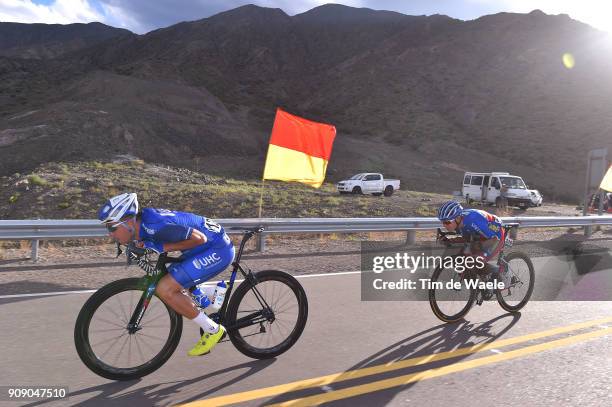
left=0, top=270, right=363, bottom=299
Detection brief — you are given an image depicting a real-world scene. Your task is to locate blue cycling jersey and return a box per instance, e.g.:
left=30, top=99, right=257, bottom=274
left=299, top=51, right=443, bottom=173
left=138, top=208, right=229, bottom=256
left=457, top=209, right=503, bottom=240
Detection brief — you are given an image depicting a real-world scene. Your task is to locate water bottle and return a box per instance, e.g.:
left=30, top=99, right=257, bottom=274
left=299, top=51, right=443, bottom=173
left=210, top=280, right=227, bottom=311
left=191, top=284, right=216, bottom=309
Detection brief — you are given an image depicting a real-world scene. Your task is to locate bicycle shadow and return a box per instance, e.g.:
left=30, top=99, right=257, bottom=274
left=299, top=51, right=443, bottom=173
left=261, top=312, right=521, bottom=406
left=21, top=358, right=276, bottom=407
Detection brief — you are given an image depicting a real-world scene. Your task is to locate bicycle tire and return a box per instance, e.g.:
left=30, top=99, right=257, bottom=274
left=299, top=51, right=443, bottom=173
left=74, top=278, right=183, bottom=381
left=496, top=252, right=535, bottom=312
left=429, top=266, right=476, bottom=323
left=225, top=270, right=308, bottom=359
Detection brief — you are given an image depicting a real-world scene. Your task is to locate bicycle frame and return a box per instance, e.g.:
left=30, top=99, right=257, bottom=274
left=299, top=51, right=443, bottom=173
left=126, top=227, right=272, bottom=333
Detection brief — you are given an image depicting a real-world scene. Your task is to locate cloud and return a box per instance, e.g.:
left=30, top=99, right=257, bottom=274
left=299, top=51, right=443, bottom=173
left=0, top=0, right=104, bottom=25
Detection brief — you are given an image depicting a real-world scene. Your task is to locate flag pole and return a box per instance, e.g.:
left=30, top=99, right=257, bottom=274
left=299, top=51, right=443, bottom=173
left=258, top=178, right=265, bottom=218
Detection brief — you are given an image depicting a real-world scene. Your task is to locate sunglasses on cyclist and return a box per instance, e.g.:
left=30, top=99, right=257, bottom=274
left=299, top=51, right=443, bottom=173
left=106, top=220, right=129, bottom=233
left=442, top=220, right=454, bottom=225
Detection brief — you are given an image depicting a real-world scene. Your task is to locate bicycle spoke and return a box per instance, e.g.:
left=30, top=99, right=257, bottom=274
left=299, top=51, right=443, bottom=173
left=97, top=331, right=128, bottom=360
left=92, top=331, right=128, bottom=349
left=133, top=335, right=147, bottom=365
left=140, top=301, right=162, bottom=325
left=90, top=327, right=126, bottom=333
left=272, top=289, right=290, bottom=308
left=127, top=335, right=133, bottom=367
left=113, top=334, right=130, bottom=366
left=94, top=316, right=127, bottom=329
left=135, top=331, right=167, bottom=342
left=135, top=332, right=161, bottom=355
left=115, top=294, right=130, bottom=324
left=101, top=305, right=128, bottom=325
left=138, top=324, right=169, bottom=329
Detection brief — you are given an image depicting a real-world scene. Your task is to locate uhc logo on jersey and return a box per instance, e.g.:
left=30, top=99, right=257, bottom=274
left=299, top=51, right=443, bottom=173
left=192, top=253, right=221, bottom=269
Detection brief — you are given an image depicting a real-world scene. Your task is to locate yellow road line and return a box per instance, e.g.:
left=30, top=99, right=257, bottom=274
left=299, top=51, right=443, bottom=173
left=178, top=317, right=612, bottom=407
left=270, top=326, right=612, bottom=406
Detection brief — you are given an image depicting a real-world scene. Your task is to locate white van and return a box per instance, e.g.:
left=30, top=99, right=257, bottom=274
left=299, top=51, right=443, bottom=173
left=462, top=172, right=533, bottom=209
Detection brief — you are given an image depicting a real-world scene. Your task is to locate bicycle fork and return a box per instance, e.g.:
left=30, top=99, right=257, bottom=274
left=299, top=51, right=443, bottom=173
left=127, top=277, right=159, bottom=334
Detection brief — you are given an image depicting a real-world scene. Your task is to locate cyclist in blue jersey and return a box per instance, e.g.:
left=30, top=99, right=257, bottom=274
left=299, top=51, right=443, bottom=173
left=97, top=193, right=235, bottom=356
left=436, top=200, right=510, bottom=286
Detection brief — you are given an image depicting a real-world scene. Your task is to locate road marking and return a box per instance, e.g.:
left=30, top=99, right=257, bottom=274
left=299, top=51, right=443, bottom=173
left=0, top=289, right=97, bottom=299
left=268, top=327, right=612, bottom=407
left=177, top=317, right=612, bottom=407
left=0, top=270, right=362, bottom=299
left=489, top=349, right=503, bottom=354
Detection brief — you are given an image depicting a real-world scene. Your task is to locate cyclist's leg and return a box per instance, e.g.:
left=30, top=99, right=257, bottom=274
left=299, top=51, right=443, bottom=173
left=156, top=244, right=234, bottom=315
left=156, top=273, right=200, bottom=319
left=480, top=230, right=508, bottom=282
left=168, top=243, right=235, bottom=287
left=178, top=243, right=235, bottom=355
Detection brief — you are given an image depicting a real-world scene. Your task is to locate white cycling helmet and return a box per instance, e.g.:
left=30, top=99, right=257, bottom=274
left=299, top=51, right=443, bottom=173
left=98, top=193, right=139, bottom=224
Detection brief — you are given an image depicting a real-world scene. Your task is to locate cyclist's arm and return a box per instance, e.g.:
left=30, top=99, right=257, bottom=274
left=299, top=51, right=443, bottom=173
left=140, top=223, right=207, bottom=252
left=163, top=229, right=207, bottom=252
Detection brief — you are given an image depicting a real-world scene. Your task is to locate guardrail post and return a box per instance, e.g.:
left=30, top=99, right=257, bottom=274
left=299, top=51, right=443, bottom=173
left=406, top=230, right=416, bottom=245
left=509, top=226, right=518, bottom=240
left=31, top=239, right=39, bottom=262
left=257, top=233, right=266, bottom=252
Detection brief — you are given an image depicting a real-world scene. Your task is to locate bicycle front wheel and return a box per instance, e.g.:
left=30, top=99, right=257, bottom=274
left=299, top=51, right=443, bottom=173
left=225, top=270, right=308, bottom=359
left=74, top=278, right=183, bottom=381
left=429, top=266, right=476, bottom=323
left=496, top=252, right=535, bottom=312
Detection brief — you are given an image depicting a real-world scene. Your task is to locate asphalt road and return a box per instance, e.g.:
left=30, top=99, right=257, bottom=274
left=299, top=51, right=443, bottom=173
left=1, top=256, right=612, bottom=407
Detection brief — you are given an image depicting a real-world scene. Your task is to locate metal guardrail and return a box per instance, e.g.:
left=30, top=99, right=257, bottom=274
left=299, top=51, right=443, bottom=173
left=2, top=215, right=612, bottom=261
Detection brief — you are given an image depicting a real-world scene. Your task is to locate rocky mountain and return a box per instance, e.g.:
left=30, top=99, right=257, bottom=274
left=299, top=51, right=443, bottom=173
left=2, top=4, right=612, bottom=202
left=0, top=22, right=132, bottom=59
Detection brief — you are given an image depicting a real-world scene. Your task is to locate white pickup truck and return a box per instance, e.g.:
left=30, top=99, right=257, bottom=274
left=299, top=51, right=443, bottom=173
left=336, top=173, right=400, bottom=196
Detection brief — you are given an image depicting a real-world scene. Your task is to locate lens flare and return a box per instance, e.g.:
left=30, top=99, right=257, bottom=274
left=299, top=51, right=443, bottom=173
left=562, top=53, right=575, bottom=69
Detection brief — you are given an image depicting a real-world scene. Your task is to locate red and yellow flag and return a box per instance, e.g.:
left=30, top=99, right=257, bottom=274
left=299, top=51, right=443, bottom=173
left=262, top=108, right=336, bottom=188
left=600, top=165, right=612, bottom=192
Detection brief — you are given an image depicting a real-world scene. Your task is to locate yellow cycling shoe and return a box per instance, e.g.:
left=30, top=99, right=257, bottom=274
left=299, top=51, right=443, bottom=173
left=188, top=325, right=226, bottom=357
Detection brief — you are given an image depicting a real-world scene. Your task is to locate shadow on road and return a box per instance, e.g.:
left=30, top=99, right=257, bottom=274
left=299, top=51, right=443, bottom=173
left=262, top=312, right=521, bottom=406
left=22, top=359, right=276, bottom=407
left=0, top=281, right=94, bottom=305
left=0, top=261, right=124, bottom=273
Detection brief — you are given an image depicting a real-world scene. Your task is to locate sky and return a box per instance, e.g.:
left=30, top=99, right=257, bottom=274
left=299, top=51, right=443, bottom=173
left=2, top=0, right=612, bottom=34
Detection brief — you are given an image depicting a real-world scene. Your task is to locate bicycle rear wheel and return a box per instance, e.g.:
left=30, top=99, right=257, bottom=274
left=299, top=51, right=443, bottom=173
left=225, top=270, right=308, bottom=359
left=496, top=252, right=535, bottom=312
left=74, top=278, right=183, bottom=381
left=429, top=266, right=476, bottom=323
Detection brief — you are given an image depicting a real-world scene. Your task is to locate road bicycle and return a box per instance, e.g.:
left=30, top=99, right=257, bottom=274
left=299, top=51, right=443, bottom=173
left=429, top=225, right=535, bottom=323
left=74, top=226, right=308, bottom=381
